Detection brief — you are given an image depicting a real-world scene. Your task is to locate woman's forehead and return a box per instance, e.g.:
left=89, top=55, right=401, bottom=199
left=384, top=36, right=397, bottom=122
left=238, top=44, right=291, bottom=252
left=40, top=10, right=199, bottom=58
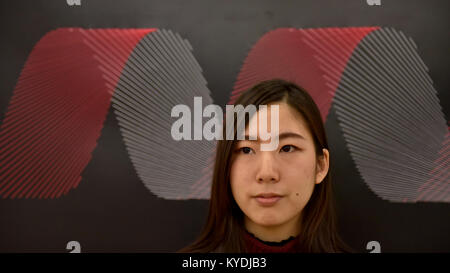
left=244, top=102, right=312, bottom=141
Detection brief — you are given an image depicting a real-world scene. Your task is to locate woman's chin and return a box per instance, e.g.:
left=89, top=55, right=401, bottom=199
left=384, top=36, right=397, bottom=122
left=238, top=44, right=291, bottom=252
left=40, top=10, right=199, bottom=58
left=253, top=215, right=284, bottom=227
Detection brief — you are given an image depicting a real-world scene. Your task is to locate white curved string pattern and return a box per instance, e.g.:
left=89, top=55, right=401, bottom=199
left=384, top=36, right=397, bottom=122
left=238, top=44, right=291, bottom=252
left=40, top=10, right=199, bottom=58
left=108, top=29, right=216, bottom=200
left=307, top=27, right=448, bottom=202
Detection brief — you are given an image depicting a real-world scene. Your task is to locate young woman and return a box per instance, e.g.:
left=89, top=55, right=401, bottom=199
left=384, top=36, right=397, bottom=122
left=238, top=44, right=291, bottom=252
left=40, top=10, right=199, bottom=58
left=178, top=79, right=351, bottom=253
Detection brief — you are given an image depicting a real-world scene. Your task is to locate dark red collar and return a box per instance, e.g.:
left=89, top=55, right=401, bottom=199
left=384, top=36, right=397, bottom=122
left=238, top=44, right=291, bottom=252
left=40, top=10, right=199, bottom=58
left=243, top=230, right=300, bottom=253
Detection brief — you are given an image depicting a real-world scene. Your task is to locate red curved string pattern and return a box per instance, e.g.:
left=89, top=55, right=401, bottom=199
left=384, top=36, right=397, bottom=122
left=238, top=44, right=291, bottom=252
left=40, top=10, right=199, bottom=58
left=229, top=27, right=379, bottom=121
left=0, top=28, right=154, bottom=199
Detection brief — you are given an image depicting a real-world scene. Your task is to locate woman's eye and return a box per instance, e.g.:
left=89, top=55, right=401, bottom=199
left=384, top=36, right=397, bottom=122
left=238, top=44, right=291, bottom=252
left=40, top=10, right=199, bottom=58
left=239, top=147, right=253, bottom=154
left=280, top=145, right=296, bottom=153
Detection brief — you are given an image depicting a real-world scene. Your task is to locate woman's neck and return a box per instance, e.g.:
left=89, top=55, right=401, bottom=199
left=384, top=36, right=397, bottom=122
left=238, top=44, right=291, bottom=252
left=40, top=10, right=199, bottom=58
left=244, top=214, right=302, bottom=242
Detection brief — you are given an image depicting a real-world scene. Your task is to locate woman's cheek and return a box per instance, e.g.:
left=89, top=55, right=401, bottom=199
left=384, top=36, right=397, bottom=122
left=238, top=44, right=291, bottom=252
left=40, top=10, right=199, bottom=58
left=230, top=162, right=250, bottom=207
left=292, top=185, right=313, bottom=211
left=289, top=153, right=316, bottom=184
left=283, top=169, right=316, bottom=211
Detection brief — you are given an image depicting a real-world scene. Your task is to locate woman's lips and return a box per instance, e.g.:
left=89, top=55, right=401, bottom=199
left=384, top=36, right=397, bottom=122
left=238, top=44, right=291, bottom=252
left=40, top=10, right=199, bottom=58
left=254, top=195, right=283, bottom=206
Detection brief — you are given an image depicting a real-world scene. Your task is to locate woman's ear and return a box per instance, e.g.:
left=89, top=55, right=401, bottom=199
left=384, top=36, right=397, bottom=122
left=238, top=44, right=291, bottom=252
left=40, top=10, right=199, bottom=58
left=315, top=148, right=330, bottom=184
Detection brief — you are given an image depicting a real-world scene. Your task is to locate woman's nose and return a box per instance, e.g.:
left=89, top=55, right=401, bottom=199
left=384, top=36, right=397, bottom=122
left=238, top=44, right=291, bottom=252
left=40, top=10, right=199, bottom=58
left=255, top=153, right=280, bottom=183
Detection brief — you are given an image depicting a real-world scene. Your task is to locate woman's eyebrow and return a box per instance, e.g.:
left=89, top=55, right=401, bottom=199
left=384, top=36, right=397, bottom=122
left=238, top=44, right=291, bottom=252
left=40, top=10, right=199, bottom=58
left=242, top=132, right=306, bottom=141
left=278, top=132, right=306, bottom=141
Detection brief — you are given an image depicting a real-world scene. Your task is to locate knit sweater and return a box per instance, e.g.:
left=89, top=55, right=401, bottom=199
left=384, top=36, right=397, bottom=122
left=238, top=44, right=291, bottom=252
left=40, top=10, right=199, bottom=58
left=243, top=230, right=300, bottom=253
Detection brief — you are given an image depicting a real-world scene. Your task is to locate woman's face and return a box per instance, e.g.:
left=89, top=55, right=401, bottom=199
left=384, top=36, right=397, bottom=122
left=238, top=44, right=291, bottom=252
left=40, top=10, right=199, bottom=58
left=230, top=102, right=329, bottom=238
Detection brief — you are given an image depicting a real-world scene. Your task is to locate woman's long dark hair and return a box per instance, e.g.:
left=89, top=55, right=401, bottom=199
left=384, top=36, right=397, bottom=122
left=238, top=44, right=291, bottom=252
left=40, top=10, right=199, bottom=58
left=178, top=79, right=351, bottom=253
